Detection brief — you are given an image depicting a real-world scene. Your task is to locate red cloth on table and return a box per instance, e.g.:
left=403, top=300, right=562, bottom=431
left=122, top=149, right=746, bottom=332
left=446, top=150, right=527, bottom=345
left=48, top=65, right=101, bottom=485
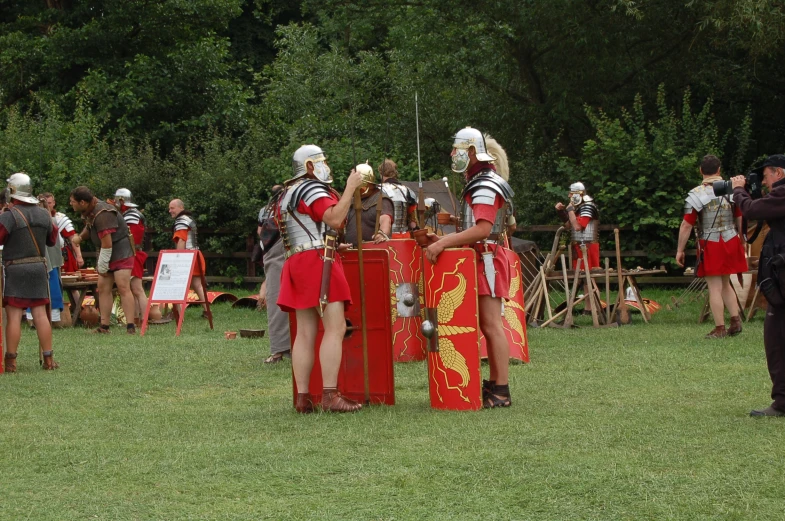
left=683, top=209, right=747, bottom=276
left=462, top=191, right=510, bottom=300
left=277, top=195, right=352, bottom=312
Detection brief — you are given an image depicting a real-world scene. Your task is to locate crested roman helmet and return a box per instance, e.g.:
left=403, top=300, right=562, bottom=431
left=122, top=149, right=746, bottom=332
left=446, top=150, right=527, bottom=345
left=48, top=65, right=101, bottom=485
left=291, top=144, right=332, bottom=183
left=451, top=126, right=496, bottom=174
left=5, top=173, right=39, bottom=204
left=114, top=188, right=138, bottom=208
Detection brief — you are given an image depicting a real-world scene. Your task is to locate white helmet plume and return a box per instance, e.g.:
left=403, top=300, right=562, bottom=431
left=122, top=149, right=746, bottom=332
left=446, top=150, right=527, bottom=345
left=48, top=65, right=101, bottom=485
left=484, top=134, right=508, bottom=181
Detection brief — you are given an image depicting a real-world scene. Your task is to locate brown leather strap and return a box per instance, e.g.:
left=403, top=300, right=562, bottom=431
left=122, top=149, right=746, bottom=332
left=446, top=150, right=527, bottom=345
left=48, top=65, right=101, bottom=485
left=11, top=207, right=43, bottom=258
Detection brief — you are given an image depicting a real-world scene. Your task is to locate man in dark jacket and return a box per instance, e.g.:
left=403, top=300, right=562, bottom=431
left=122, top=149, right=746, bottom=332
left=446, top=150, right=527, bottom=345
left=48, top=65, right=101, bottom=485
left=732, top=154, right=785, bottom=417
left=0, top=173, right=59, bottom=371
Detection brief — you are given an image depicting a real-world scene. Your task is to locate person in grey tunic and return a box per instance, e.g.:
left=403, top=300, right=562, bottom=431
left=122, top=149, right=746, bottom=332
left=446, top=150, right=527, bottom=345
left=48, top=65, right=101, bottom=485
left=0, top=173, right=59, bottom=371
left=257, top=186, right=291, bottom=363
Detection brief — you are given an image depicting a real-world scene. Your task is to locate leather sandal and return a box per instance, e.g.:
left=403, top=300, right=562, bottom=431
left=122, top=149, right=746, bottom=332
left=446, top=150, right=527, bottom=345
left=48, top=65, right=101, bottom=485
left=483, top=385, right=511, bottom=409
left=92, top=325, right=111, bottom=334
left=4, top=352, right=17, bottom=373
left=295, top=393, right=314, bottom=414
left=264, top=351, right=291, bottom=364
left=482, top=379, right=495, bottom=403
left=41, top=351, right=59, bottom=371
left=728, top=316, right=743, bottom=336
left=705, top=325, right=728, bottom=339
left=322, top=389, right=362, bottom=413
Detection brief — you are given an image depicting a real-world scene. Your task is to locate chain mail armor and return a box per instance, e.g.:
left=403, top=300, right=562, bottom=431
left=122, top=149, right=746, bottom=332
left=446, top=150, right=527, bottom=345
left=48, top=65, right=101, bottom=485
left=684, top=184, right=738, bottom=242
left=381, top=181, right=416, bottom=233
left=571, top=198, right=600, bottom=243
left=89, top=201, right=135, bottom=264
left=0, top=204, right=54, bottom=300
left=277, top=179, right=335, bottom=259
left=456, top=169, right=514, bottom=243
left=173, top=214, right=199, bottom=250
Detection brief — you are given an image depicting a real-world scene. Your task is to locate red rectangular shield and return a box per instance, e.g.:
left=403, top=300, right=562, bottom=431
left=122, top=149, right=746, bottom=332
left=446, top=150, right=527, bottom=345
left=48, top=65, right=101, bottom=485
left=423, top=247, right=482, bottom=411
left=290, top=248, right=395, bottom=405
left=365, top=239, right=427, bottom=362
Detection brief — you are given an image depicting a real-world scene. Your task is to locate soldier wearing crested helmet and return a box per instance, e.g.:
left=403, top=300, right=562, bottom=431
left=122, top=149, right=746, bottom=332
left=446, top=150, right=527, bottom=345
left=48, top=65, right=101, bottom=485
left=343, top=162, right=393, bottom=246
left=676, top=154, right=747, bottom=338
left=425, top=127, right=516, bottom=409
left=273, top=144, right=364, bottom=413
left=0, top=173, right=60, bottom=371
left=114, top=188, right=148, bottom=326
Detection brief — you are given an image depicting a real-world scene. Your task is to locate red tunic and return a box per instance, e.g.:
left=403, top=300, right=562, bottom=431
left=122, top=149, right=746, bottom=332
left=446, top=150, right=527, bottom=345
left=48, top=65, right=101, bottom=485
left=277, top=195, right=352, bottom=312
left=684, top=209, right=747, bottom=276
left=127, top=221, right=148, bottom=278
left=465, top=192, right=511, bottom=300
left=172, top=229, right=205, bottom=276
left=570, top=215, right=601, bottom=269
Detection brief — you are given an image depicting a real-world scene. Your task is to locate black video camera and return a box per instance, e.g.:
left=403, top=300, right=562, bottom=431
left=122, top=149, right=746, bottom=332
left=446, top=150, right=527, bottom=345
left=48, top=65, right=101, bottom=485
left=713, top=172, right=762, bottom=200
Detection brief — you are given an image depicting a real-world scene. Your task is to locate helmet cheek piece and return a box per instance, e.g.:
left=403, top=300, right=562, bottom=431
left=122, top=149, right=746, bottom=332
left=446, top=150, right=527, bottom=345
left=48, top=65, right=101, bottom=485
left=451, top=148, right=470, bottom=173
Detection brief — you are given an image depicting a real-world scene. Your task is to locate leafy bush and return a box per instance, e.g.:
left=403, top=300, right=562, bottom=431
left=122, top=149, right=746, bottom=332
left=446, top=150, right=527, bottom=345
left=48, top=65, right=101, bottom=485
left=560, top=85, right=752, bottom=267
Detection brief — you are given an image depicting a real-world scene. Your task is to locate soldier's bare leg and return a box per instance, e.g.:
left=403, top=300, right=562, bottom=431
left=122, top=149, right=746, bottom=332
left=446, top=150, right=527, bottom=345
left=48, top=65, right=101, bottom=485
left=705, top=275, right=726, bottom=326
left=113, top=269, right=136, bottom=328
left=319, top=301, right=347, bottom=388
left=5, top=306, right=24, bottom=355
left=130, top=276, right=148, bottom=322
left=292, top=307, right=318, bottom=393
left=191, top=277, right=208, bottom=312
left=720, top=274, right=739, bottom=317
left=479, top=295, right=509, bottom=385
left=30, top=305, right=52, bottom=351
left=97, top=273, right=115, bottom=327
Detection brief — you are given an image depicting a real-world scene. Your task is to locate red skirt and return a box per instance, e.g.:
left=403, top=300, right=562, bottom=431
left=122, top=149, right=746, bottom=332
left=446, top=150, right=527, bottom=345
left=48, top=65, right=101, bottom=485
left=3, top=296, right=49, bottom=309
left=697, top=235, right=748, bottom=277
left=473, top=244, right=511, bottom=300
left=277, top=249, right=352, bottom=312
left=572, top=242, right=601, bottom=270
left=132, top=249, right=148, bottom=278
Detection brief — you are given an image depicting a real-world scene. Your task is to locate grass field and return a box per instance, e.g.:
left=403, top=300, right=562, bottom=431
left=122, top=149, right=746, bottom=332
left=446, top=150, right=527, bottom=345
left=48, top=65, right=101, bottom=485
left=0, top=289, right=783, bottom=521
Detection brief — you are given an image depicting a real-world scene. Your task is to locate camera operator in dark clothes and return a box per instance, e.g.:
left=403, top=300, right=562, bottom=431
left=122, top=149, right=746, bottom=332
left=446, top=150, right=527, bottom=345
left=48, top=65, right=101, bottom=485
left=731, top=154, right=785, bottom=417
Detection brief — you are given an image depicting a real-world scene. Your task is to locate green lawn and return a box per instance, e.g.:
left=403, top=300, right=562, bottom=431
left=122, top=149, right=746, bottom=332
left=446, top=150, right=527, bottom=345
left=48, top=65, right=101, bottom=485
left=0, top=290, right=782, bottom=521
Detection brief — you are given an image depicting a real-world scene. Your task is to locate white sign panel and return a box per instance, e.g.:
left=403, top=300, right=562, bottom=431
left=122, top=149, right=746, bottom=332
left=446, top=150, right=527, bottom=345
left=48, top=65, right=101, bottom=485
left=150, top=251, right=196, bottom=302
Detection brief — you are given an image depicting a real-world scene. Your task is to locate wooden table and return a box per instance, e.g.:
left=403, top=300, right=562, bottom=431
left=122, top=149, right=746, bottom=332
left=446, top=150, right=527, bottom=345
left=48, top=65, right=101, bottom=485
left=62, top=280, right=100, bottom=327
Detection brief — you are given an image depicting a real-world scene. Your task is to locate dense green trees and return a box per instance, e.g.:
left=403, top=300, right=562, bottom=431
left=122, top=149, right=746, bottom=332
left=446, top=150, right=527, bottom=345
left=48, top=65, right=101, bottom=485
left=1, top=0, right=783, bottom=270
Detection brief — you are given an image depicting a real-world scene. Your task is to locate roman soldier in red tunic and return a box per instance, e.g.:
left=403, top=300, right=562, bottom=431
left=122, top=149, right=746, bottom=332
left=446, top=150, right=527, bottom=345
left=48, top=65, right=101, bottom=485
left=425, top=127, right=515, bottom=409
left=114, top=188, right=148, bottom=326
left=274, top=144, right=364, bottom=413
left=556, top=182, right=601, bottom=269
left=677, top=155, right=747, bottom=338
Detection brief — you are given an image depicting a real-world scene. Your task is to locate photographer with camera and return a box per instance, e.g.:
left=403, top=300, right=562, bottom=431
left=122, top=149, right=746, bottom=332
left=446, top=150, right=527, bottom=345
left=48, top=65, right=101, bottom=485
left=677, top=155, right=747, bottom=339
left=732, top=154, right=785, bottom=417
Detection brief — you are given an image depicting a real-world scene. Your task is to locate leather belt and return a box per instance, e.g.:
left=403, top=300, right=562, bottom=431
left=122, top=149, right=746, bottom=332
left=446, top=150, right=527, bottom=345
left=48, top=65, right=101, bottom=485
left=4, top=256, right=46, bottom=267
left=284, top=240, right=325, bottom=259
